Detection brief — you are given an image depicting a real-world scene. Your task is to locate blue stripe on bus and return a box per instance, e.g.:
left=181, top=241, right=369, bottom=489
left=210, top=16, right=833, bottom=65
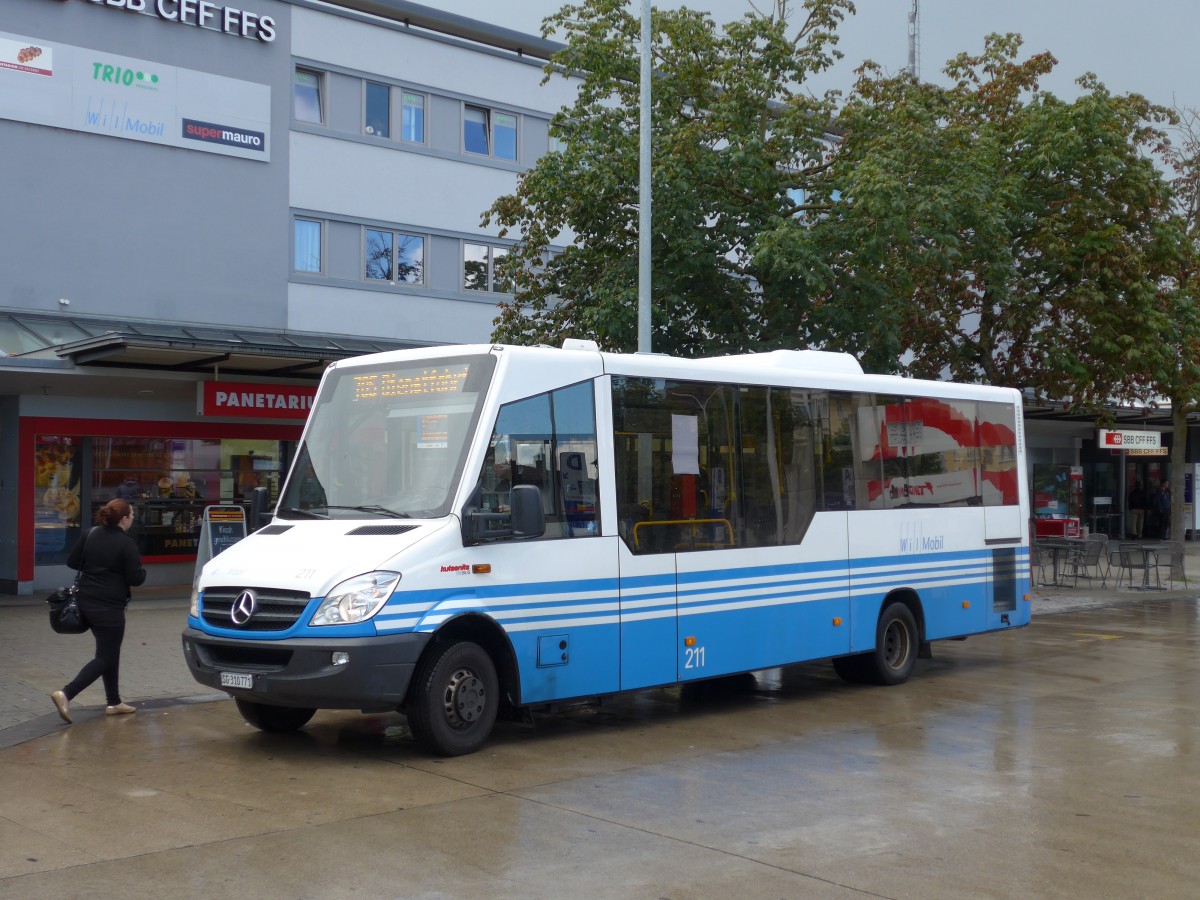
left=209, top=545, right=1030, bottom=649
left=366, top=547, right=1029, bottom=635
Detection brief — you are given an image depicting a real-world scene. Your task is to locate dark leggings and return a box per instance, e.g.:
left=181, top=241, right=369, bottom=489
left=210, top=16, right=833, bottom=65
left=64, top=622, right=125, bottom=706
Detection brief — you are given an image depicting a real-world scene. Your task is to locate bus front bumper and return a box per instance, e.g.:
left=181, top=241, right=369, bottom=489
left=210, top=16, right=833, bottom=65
left=181, top=628, right=432, bottom=710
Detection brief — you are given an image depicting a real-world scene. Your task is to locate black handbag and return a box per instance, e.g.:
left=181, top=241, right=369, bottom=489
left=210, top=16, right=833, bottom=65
left=48, top=528, right=95, bottom=635
left=48, top=583, right=86, bottom=634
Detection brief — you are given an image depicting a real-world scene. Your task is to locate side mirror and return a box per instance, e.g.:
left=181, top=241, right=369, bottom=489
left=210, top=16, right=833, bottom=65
left=509, top=485, right=546, bottom=538
left=461, top=483, right=546, bottom=545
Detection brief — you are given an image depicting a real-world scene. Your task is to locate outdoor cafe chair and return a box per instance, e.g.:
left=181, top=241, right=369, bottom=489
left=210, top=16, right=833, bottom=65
left=1118, top=542, right=1158, bottom=590
left=1030, top=543, right=1051, bottom=587
left=1156, top=541, right=1188, bottom=590
left=1106, top=542, right=1125, bottom=588
left=1086, top=533, right=1112, bottom=586
left=1068, top=536, right=1106, bottom=588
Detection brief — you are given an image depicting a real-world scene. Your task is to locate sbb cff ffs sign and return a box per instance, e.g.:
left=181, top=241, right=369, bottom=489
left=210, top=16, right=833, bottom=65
left=1097, top=429, right=1161, bottom=449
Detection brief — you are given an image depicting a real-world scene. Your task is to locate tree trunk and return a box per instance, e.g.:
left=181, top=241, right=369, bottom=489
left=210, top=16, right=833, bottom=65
left=1171, top=403, right=1188, bottom=541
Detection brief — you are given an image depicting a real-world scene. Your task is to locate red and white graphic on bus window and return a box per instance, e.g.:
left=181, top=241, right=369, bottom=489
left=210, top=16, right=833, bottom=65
left=860, top=398, right=1018, bottom=509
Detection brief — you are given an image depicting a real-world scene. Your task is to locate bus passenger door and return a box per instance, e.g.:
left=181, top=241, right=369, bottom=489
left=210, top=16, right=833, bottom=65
left=617, top=540, right=678, bottom=691
left=475, top=379, right=623, bottom=704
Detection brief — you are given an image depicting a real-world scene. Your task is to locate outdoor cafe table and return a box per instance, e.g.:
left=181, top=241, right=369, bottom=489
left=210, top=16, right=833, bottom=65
left=1122, top=541, right=1171, bottom=590
left=1038, top=537, right=1088, bottom=587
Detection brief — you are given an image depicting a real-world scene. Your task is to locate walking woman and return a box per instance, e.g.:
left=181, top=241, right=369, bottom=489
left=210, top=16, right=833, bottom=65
left=51, top=498, right=146, bottom=723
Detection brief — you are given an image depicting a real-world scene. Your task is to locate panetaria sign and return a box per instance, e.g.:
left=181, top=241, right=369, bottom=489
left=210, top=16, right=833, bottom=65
left=198, top=382, right=315, bottom=419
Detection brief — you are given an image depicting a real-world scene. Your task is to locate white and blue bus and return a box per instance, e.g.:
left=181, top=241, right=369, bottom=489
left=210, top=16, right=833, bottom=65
left=182, top=341, right=1031, bottom=755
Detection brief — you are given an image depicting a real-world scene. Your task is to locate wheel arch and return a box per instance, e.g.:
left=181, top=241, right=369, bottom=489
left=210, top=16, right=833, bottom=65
left=880, top=588, right=925, bottom=644
left=411, top=613, right=520, bottom=710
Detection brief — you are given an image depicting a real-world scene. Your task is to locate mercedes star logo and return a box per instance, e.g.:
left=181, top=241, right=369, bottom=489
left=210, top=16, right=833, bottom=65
left=231, top=589, right=257, bottom=625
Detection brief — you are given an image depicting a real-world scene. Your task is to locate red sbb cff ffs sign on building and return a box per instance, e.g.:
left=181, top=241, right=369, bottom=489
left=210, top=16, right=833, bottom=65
left=1097, top=429, right=1161, bottom=449
left=198, top=382, right=315, bottom=419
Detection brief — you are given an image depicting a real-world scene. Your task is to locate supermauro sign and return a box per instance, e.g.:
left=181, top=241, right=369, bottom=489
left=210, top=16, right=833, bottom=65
left=78, top=0, right=277, bottom=43
left=1097, top=429, right=1161, bottom=450
left=198, top=382, right=315, bottom=419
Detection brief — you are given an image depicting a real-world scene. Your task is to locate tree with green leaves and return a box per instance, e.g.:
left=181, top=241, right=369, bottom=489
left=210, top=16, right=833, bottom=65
left=484, top=0, right=853, bottom=356
left=761, top=33, right=1179, bottom=409
left=1151, top=106, right=1200, bottom=540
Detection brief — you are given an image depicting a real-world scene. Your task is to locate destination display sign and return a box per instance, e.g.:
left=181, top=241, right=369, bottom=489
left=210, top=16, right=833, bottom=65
left=352, top=365, right=471, bottom=401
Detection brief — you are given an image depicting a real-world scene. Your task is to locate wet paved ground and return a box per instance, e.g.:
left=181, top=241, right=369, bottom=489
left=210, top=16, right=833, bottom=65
left=1, top=561, right=1198, bottom=897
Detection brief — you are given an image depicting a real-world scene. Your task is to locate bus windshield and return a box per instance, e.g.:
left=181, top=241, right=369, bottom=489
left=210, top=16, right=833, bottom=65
left=278, top=353, right=496, bottom=519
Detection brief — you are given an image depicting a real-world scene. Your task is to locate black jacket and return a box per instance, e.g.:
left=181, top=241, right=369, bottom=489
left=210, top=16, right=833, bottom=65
left=67, top=525, right=146, bottom=614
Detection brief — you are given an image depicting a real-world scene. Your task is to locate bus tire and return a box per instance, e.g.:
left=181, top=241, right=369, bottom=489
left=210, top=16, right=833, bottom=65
left=407, top=640, right=498, bottom=757
left=833, top=602, right=919, bottom=686
left=867, top=602, right=918, bottom=686
left=235, top=698, right=316, bottom=733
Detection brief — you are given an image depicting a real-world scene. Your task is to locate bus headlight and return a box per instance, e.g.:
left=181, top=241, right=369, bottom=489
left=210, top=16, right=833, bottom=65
left=190, top=586, right=201, bottom=618
left=310, top=572, right=401, bottom=626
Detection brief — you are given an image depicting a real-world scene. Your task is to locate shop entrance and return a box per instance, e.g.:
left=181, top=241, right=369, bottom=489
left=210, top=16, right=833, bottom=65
left=1083, top=460, right=1119, bottom=538
left=1125, top=459, right=1170, bottom=540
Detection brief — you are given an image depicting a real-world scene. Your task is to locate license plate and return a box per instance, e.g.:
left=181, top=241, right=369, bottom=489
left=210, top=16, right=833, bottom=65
left=220, top=672, right=254, bottom=690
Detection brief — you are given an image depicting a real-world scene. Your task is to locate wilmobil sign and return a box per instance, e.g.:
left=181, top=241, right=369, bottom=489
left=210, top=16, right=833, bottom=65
left=192, top=505, right=247, bottom=588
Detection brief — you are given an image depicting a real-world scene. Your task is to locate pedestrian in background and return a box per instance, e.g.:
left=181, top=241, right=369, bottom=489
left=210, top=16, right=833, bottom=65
left=1127, top=481, right=1146, bottom=539
left=50, top=498, right=146, bottom=723
left=1156, top=480, right=1172, bottom=540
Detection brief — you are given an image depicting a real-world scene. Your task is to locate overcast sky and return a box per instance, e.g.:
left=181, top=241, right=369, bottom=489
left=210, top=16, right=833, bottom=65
left=429, top=0, right=1197, bottom=112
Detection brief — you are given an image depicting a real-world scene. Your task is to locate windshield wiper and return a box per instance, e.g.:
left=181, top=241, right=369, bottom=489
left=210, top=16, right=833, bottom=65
left=321, top=505, right=412, bottom=518
left=278, top=506, right=329, bottom=519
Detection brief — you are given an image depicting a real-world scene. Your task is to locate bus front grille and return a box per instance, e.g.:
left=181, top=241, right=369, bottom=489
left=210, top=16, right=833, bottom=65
left=201, top=587, right=311, bottom=631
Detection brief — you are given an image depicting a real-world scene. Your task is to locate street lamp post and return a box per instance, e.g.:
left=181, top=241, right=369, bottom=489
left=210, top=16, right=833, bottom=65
left=638, top=0, right=652, bottom=354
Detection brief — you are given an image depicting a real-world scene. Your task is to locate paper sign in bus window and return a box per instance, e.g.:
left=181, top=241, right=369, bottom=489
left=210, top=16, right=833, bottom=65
left=671, top=414, right=700, bottom=475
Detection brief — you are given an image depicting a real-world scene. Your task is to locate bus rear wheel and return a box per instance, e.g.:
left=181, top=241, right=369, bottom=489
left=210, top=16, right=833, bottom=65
left=235, top=699, right=316, bottom=733
left=833, top=602, right=918, bottom=686
left=407, top=640, right=498, bottom=757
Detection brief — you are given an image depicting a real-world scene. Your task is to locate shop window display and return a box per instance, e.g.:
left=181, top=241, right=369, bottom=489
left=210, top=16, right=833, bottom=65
left=33, top=437, right=83, bottom=564
left=34, top=435, right=288, bottom=564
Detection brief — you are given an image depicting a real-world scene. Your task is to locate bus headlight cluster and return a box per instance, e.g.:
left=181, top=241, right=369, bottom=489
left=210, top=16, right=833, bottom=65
left=310, top=572, right=401, bottom=626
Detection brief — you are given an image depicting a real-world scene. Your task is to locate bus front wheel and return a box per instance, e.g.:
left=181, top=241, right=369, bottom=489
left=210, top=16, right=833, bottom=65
left=833, top=602, right=918, bottom=686
left=407, top=640, right=499, bottom=756
left=235, top=699, right=316, bottom=733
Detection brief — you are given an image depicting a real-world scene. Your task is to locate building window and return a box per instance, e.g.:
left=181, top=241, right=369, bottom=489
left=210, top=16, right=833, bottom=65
left=365, top=82, right=390, bottom=137
left=402, top=91, right=425, bottom=143
left=464, top=105, right=517, bottom=161
left=463, top=243, right=510, bottom=292
left=365, top=229, right=424, bottom=284
left=492, top=247, right=510, bottom=291
left=294, top=68, right=323, bottom=124
left=294, top=219, right=322, bottom=273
